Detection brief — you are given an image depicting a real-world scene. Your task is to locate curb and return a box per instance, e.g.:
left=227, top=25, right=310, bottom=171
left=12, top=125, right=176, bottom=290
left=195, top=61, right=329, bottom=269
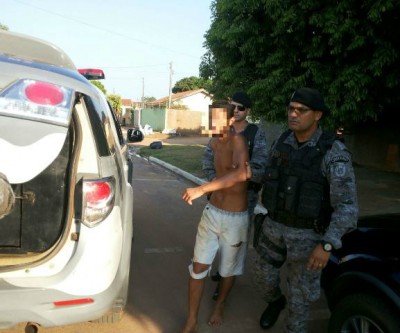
left=146, top=155, right=268, bottom=215
left=149, top=156, right=207, bottom=186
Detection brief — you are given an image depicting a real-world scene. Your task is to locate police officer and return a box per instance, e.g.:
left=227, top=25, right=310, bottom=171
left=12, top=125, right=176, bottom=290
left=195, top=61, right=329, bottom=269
left=203, top=91, right=268, bottom=298
left=253, top=87, right=358, bottom=333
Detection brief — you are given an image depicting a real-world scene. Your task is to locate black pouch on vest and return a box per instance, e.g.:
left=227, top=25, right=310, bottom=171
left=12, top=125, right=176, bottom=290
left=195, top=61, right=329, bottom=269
left=261, top=169, right=279, bottom=212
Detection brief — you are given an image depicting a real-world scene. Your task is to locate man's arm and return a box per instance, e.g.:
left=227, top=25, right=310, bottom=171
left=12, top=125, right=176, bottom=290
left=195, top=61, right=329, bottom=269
left=322, top=141, right=359, bottom=249
left=307, top=140, right=358, bottom=271
left=183, top=135, right=249, bottom=205
left=249, top=127, right=268, bottom=184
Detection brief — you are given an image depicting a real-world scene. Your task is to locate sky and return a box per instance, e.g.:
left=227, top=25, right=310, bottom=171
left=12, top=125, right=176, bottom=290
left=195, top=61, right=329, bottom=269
left=2, top=0, right=213, bottom=100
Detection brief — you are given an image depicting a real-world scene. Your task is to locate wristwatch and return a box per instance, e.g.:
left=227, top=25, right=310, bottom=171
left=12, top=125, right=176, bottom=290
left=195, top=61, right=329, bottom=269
left=321, top=241, right=333, bottom=252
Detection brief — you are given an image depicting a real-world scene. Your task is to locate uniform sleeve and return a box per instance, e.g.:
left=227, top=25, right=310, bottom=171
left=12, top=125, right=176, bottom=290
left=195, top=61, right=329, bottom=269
left=249, top=127, right=268, bottom=184
left=202, top=139, right=216, bottom=181
left=322, top=141, right=359, bottom=249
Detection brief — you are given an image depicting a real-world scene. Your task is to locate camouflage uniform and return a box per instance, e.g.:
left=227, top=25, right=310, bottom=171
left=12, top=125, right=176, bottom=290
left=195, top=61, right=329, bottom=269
left=203, top=124, right=268, bottom=217
left=253, top=127, right=358, bottom=333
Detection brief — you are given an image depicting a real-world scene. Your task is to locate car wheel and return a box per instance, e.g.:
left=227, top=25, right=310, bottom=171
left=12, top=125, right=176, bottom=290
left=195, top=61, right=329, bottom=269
left=328, top=293, right=400, bottom=333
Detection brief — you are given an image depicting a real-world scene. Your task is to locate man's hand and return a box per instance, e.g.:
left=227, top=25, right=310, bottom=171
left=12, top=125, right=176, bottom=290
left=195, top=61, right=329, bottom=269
left=245, top=161, right=252, bottom=180
left=306, top=243, right=331, bottom=271
left=182, top=186, right=205, bottom=205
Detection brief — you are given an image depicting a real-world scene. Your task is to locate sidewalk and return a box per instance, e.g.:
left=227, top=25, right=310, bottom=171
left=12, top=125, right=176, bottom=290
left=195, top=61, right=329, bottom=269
left=129, top=132, right=400, bottom=217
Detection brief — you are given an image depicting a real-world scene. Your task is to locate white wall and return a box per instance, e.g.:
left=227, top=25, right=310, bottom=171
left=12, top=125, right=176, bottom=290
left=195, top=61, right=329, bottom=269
left=173, top=92, right=212, bottom=112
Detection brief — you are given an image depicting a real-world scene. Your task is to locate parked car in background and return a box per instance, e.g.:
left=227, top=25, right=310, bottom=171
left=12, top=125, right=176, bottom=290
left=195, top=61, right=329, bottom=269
left=0, top=30, right=142, bottom=331
left=321, top=213, right=400, bottom=333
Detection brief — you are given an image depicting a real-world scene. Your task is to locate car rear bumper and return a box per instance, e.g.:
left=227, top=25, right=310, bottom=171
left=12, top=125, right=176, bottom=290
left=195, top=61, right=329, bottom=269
left=0, top=270, right=125, bottom=328
left=0, top=204, right=133, bottom=328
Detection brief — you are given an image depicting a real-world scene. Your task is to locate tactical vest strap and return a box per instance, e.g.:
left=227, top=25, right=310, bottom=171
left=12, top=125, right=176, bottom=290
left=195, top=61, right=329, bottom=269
left=241, top=123, right=259, bottom=159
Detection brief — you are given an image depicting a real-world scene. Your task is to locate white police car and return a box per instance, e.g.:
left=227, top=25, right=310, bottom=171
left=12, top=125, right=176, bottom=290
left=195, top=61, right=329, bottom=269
left=0, top=30, right=141, bottom=330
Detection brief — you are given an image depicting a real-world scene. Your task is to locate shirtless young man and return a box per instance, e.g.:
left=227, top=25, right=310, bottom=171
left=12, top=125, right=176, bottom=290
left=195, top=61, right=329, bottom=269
left=180, top=108, right=250, bottom=333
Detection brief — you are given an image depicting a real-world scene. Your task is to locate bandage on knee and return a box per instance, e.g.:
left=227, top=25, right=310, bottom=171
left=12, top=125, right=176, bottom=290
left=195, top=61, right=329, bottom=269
left=188, top=263, right=210, bottom=279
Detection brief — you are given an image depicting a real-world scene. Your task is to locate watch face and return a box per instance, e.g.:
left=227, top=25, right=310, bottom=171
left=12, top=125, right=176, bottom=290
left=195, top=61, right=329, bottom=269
left=323, top=242, right=333, bottom=252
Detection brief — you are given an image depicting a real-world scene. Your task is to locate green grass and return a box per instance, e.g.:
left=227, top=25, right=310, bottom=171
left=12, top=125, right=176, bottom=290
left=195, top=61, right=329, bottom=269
left=139, top=144, right=206, bottom=178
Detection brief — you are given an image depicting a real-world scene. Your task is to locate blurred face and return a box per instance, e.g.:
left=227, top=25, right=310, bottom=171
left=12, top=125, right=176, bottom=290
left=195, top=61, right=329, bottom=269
left=202, top=108, right=230, bottom=137
left=287, top=102, right=322, bottom=140
left=229, top=101, right=249, bottom=123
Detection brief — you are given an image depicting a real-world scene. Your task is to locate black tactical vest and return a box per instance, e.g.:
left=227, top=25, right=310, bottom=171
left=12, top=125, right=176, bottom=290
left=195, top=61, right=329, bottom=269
left=261, top=130, right=337, bottom=233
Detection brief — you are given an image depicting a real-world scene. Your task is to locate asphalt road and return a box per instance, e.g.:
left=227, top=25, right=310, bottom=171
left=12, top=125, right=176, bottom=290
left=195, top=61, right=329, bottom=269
left=2, top=150, right=330, bottom=333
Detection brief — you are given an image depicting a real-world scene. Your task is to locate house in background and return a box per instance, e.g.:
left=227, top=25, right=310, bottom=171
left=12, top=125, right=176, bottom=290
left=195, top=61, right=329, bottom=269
left=121, top=99, right=141, bottom=126
left=141, top=89, right=213, bottom=135
left=147, top=89, right=212, bottom=110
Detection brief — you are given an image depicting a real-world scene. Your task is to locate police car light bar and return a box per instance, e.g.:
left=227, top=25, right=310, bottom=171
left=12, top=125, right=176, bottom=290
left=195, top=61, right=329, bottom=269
left=78, top=68, right=105, bottom=80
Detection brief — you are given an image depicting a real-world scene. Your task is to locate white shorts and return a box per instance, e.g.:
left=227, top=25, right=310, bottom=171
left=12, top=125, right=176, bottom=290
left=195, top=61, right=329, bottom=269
left=193, top=203, right=249, bottom=277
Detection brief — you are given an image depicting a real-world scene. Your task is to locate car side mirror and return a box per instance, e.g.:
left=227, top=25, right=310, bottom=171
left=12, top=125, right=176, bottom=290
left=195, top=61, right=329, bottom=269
left=127, top=128, right=144, bottom=142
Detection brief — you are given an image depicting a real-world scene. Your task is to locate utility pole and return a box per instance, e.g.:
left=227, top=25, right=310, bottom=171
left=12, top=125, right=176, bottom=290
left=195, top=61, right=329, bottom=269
left=168, top=61, right=173, bottom=108
left=141, top=77, right=144, bottom=109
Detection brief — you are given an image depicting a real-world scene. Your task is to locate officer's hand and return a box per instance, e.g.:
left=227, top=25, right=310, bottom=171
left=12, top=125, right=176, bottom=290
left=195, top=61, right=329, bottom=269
left=306, top=244, right=330, bottom=271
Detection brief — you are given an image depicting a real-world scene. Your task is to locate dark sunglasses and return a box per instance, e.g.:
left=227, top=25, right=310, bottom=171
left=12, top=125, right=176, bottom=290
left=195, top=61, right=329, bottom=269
left=230, top=104, right=246, bottom=112
left=287, top=104, right=313, bottom=114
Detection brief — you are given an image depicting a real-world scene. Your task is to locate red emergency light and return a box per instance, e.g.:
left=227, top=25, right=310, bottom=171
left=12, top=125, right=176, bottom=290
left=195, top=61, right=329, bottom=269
left=78, top=68, right=105, bottom=80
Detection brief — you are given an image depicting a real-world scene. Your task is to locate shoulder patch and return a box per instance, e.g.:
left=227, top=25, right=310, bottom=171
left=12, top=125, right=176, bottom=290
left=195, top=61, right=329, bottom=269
left=334, top=163, right=347, bottom=177
left=329, top=155, right=350, bottom=164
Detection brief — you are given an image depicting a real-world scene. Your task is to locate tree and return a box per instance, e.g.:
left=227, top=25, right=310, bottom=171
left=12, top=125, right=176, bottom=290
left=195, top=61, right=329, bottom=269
left=0, top=23, right=9, bottom=30
left=90, top=80, right=107, bottom=95
left=201, top=0, right=400, bottom=129
left=107, top=94, right=122, bottom=115
left=107, top=94, right=122, bottom=112
left=143, top=96, right=156, bottom=103
left=89, top=80, right=121, bottom=117
left=172, top=76, right=212, bottom=93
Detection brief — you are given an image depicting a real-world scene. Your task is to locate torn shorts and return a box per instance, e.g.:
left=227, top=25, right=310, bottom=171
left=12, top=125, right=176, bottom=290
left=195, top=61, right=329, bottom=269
left=193, top=203, right=249, bottom=277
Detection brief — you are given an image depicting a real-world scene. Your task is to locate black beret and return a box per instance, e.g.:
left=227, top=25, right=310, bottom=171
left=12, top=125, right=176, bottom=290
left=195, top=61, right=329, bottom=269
left=231, top=91, right=252, bottom=108
left=290, top=87, right=329, bottom=114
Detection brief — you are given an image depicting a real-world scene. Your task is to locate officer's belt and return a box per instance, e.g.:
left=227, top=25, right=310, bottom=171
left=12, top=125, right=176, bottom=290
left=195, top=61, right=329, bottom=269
left=268, top=211, right=316, bottom=229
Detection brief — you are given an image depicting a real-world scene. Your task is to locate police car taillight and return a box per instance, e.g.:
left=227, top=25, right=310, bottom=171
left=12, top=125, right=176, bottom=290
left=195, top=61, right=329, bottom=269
left=82, top=177, right=115, bottom=227
left=0, top=79, right=74, bottom=126
left=25, top=81, right=64, bottom=105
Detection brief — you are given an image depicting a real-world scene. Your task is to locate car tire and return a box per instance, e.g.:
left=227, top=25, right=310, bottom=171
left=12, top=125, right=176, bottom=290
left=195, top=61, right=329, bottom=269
left=328, top=293, right=400, bottom=333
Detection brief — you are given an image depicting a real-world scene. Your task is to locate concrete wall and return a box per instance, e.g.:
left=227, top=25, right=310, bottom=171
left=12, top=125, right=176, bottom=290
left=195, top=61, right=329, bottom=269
left=166, top=108, right=203, bottom=134
left=345, top=126, right=399, bottom=172
left=140, top=108, right=165, bottom=131
left=139, top=107, right=206, bottom=134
